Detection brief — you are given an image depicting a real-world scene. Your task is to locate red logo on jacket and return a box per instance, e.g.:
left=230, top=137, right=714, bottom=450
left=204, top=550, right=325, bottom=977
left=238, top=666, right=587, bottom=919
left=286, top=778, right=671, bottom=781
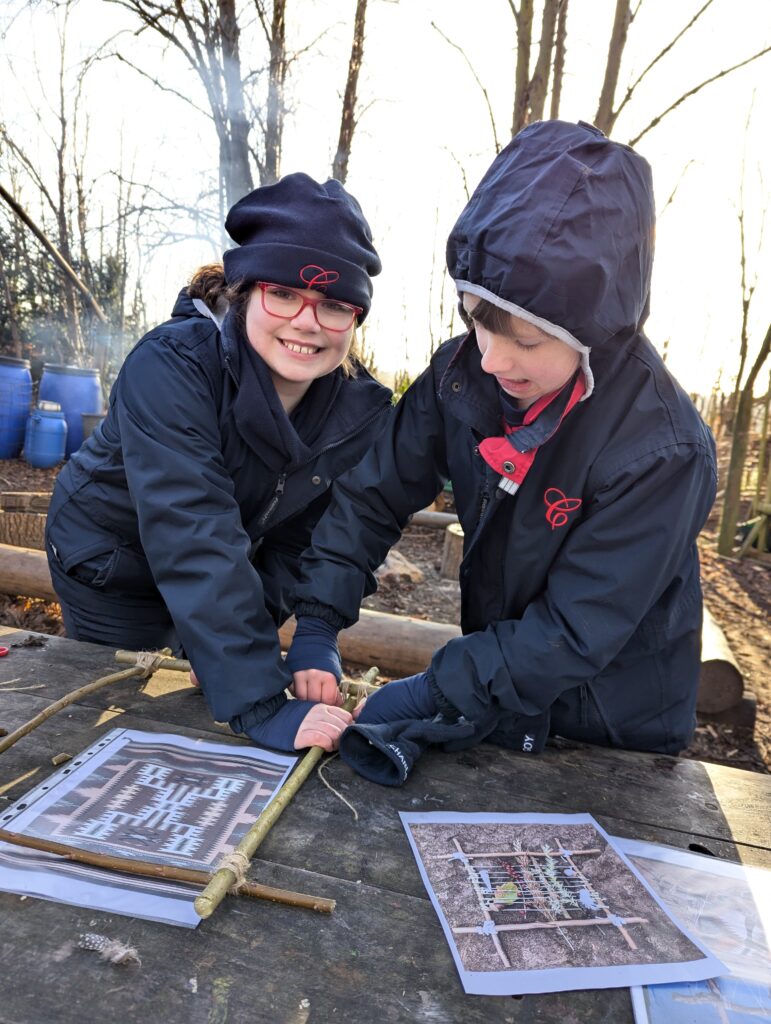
left=544, top=488, right=582, bottom=530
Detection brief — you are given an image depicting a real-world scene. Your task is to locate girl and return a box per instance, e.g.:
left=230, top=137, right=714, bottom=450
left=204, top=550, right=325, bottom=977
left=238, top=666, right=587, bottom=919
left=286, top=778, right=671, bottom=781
left=46, top=174, right=391, bottom=754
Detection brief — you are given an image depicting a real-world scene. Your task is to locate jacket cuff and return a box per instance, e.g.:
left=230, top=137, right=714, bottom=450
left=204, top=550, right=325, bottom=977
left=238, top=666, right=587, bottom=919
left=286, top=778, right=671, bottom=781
left=428, top=671, right=461, bottom=720
left=293, top=601, right=352, bottom=631
left=230, top=690, right=288, bottom=735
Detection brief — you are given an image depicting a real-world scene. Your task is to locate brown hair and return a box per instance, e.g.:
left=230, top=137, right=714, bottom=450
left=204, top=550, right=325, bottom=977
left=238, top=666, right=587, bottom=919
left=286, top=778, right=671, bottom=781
left=460, top=296, right=519, bottom=339
left=188, top=262, right=358, bottom=376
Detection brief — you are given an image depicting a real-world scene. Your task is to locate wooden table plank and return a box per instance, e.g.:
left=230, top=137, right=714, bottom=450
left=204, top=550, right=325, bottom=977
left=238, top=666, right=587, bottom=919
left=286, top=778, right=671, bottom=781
left=0, top=630, right=770, bottom=1023
left=0, top=860, right=635, bottom=1024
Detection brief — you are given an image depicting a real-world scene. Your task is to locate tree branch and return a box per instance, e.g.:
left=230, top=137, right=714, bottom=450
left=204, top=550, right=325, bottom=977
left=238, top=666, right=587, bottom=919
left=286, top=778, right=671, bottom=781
left=613, top=0, right=715, bottom=124
left=106, top=51, right=212, bottom=117
left=628, top=45, right=771, bottom=147
left=432, top=21, right=500, bottom=154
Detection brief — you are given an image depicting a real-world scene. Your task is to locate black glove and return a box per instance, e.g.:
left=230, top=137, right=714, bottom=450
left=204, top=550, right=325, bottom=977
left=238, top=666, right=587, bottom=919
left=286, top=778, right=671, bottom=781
left=485, top=709, right=551, bottom=754
left=355, top=672, right=436, bottom=724
left=339, top=714, right=477, bottom=786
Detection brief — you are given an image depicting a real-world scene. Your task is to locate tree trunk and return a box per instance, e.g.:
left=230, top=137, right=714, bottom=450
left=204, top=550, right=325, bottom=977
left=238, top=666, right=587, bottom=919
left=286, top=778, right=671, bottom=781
left=219, top=0, right=254, bottom=204
left=594, top=0, right=631, bottom=133
left=549, top=0, right=569, bottom=119
left=527, top=0, right=560, bottom=122
left=264, top=0, right=287, bottom=185
left=718, top=323, right=771, bottom=555
left=511, top=0, right=534, bottom=136
left=332, top=0, right=368, bottom=184
left=753, top=373, right=771, bottom=513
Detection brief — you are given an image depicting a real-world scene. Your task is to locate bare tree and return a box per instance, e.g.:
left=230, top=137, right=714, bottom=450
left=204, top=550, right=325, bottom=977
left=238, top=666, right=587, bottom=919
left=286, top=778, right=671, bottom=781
left=549, top=0, right=568, bottom=119
left=590, top=0, right=771, bottom=144
left=255, top=0, right=287, bottom=185
left=510, top=0, right=533, bottom=135
left=717, top=127, right=770, bottom=555
left=106, top=0, right=256, bottom=205
left=508, top=0, right=563, bottom=133
left=718, top=322, right=771, bottom=555
left=525, top=0, right=560, bottom=122
left=333, top=0, right=369, bottom=183
left=432, top=22, right=501, bottom=153
left=594, top=0, right=634, bottom=132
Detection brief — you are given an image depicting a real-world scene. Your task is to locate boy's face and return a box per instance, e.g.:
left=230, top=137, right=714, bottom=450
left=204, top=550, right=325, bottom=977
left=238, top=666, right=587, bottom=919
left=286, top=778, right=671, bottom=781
left=463, top=295, right=581, bottom=409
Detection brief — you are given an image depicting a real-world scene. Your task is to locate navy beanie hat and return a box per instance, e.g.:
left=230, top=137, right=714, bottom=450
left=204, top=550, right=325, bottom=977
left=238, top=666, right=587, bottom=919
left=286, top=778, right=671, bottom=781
left=223, top=173, right=381, bottom=321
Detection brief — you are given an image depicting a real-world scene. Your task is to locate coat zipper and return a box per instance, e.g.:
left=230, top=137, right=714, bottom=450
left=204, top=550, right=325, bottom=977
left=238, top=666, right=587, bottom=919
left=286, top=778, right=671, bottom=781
left=258, top=473, right=286, bottom=526
left=255, top=404, right=389, bottom=529
left=477, top=483, right=490, bottom=524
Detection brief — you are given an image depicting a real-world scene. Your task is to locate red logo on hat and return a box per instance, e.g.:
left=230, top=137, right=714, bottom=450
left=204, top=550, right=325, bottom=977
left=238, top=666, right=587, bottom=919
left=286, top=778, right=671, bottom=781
left=300, top=264, right=339, bottom=290
left=544, top=488, right=582, bottom=530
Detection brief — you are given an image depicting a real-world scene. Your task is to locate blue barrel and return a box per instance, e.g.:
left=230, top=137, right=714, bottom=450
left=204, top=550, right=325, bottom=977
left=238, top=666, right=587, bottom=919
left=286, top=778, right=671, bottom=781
left=24, top=401, right=68, bottom=468
left=0, top=355, right=33, bottom=459
left=39, top=363, right=102, bottom=457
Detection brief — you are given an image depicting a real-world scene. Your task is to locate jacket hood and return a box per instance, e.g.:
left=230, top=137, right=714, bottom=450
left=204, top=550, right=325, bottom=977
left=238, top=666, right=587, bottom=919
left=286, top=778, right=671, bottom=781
left=170, top=288, right=202, bottom=319
left=446, top=120, right=655, bottom=354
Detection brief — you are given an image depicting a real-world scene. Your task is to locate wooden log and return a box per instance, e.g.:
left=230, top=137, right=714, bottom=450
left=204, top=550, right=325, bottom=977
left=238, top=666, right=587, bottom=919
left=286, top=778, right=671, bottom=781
left=1, top=547, right=744, bottom=706
left=0, top=492, right=52, bottom=512
left=0, top=512, right=47, bottom=550
left=698, top=605, right=744, bottom=713
left=440, top=521, right=465, bottom=580
left=409, top=510, right=459, bottom=529
left=0, top=542, right=56, bottom=600
left=279, top=609, right=461, bottom=676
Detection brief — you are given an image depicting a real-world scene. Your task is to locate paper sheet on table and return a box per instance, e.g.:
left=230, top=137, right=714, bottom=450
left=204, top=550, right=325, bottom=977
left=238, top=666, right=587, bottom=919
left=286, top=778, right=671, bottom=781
left=616, top=837, right=771, bottom=1024
left=400, top=811, right=726, bottom=996
left=0, top=728, right=297, bottom=927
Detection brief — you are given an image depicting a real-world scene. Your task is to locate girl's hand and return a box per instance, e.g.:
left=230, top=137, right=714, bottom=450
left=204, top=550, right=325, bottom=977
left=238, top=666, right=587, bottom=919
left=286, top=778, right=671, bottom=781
left=291, top=669, right=343, bottom=706
left=190, top=669, right=200, bottom=687
left=294, top=703, right=352, bottom=751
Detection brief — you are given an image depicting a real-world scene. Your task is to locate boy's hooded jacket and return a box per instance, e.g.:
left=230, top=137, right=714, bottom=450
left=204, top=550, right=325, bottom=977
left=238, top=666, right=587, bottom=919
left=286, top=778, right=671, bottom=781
left=47, top=292, right=391, bottom=731
left=294, top=121, right=717, bottom=754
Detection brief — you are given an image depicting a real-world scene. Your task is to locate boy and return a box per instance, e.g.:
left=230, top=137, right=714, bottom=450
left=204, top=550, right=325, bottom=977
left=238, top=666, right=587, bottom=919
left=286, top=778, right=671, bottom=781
left=286, top=120, right=717, bottom=785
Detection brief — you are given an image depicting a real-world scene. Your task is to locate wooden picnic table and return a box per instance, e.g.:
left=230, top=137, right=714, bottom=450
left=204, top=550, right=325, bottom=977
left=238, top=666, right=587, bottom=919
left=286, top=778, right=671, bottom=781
left=0, top=624, right=769, bottom=1023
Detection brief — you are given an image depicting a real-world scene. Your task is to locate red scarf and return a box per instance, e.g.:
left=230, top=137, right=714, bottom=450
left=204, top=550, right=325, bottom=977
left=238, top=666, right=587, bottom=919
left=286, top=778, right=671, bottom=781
left=478, top=374, right=586, bottom=495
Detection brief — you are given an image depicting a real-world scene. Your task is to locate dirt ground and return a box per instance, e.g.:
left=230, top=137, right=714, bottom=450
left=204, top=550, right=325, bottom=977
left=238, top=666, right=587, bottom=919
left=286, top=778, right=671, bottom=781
left=1, top=446, right=769, bottom=775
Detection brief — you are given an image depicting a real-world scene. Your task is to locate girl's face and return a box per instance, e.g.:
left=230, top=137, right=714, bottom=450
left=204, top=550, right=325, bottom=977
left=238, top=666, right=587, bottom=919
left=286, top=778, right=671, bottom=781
left=463, top=295, right=581, bottom=409
left=244, top=284, right=355, bottom=411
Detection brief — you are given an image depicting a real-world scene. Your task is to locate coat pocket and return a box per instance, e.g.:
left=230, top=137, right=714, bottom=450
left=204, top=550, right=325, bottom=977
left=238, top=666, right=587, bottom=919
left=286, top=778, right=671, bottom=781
left=66, top=545, right=156, bottom=596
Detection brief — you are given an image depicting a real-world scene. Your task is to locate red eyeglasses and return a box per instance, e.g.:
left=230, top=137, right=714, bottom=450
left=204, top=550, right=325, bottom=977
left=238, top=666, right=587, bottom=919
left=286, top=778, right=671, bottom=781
left=257, top=282, right=361, bottom=331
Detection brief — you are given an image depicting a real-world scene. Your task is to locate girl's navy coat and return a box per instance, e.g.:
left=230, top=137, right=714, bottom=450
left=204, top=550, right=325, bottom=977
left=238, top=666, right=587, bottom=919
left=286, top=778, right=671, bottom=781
left=47, top=293, right=391, bottom=730
left=294, top=122, right=717, bottom=755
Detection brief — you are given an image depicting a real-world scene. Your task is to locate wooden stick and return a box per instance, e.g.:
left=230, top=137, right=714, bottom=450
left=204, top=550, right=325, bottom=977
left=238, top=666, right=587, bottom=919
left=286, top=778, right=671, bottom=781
left=435, top=848, right=603, bottom=860
left=0, top=666, right=147, bottom=755
left=0, top=828, right=334, bottom=913
left=453, top=917, right=648, bottom=934
left=194, top=666, right=379, bottom=920
left=114, top=650, right=382, bottom=696
left=115, top=649, right=191, bottom=672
